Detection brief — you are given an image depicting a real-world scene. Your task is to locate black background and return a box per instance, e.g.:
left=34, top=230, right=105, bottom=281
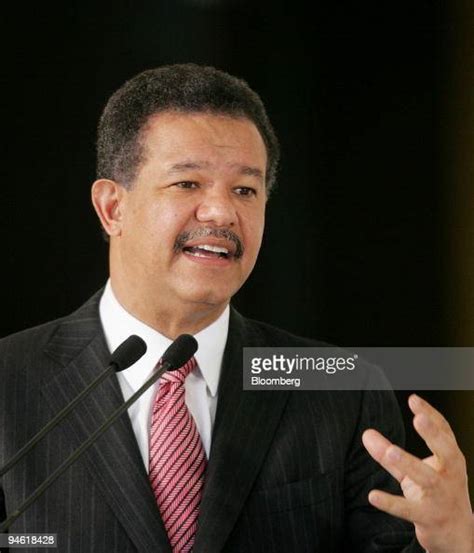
left=2, top=1, right=473, bottom=495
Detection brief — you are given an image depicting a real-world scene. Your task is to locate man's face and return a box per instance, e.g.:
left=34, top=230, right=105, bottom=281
left=113, top=111, right=267, bottom=314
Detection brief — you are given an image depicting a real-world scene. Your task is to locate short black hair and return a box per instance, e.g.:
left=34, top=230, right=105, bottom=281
left=97, top=63, right=280, bottom=194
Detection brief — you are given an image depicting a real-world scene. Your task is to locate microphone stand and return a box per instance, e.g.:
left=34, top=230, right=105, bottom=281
left=1, top=359, right=171, bottom=531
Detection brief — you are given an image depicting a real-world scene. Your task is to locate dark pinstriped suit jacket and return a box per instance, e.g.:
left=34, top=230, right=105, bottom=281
left=0, top=291, right=424, bottom=552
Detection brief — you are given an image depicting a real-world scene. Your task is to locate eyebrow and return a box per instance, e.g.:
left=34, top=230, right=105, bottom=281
left=166, top=160, right=264, bottom=181
left=237, top=165, right=264, bottom=180
left=166, top=161, right=210, bottom=173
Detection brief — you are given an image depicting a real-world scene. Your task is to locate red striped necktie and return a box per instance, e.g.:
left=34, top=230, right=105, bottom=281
left=148, top=356, right=207, bottom=553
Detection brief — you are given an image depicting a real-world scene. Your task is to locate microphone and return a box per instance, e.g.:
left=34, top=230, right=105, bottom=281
left=1, top=334, right=198, bottom=532
left=110, top=335, right=148, bottom=370
left=0, top=335, right=147, bottom=478
left=160, top=334, right=199, bottom=369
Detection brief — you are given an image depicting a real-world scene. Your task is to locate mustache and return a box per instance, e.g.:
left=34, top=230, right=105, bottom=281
left=174, top=227, right=244, bottom=259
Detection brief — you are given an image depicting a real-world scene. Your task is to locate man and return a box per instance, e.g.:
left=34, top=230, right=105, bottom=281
left=0, top=64, right=472, bottom=552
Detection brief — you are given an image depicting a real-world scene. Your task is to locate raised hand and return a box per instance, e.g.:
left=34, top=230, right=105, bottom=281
left=362, top=394, right=473, bottom=553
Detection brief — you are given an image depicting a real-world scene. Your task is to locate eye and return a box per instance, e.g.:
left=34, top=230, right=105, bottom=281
left=234, top=187, right=257, bottom=197
left=174, top=181, right=199, bottom=189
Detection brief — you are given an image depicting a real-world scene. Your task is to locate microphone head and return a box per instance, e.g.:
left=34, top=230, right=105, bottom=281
left=110, top=335, right=147, bottom=372
left=162, top=334, right=198, bottom=370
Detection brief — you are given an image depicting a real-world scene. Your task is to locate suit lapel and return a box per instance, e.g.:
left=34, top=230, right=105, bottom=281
left=194, top=309, right=290, bottom=553
left=41, top=293, right=171, bottom=553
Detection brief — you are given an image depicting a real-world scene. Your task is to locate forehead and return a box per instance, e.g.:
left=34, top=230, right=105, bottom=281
left=139, top=111, right=268, bottom=173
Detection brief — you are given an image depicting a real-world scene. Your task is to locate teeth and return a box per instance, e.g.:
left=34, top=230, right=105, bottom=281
left=188, top=251, right=209, bottom=258
left=194, top=244, right=229, bottom=254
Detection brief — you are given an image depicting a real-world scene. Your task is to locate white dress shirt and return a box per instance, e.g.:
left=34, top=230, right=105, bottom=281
left=99, top=280, right=229, bottom=470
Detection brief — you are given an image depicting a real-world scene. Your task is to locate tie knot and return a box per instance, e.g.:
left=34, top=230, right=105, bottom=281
left=159, top=355, right=197, bottom=385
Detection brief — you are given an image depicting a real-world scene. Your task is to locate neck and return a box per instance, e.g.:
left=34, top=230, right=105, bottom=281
left=109, top=278, right=228, bottom=339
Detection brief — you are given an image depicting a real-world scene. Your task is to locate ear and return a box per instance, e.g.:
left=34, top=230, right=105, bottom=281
left=91, top=179, right=126, bottom=237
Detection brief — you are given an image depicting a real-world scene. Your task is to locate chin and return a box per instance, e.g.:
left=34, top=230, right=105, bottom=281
left=180, top=285, right=234, bottom=308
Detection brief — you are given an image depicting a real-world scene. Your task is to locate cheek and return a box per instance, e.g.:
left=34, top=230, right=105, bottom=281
left=244, top=212, right=265, bottom=251
left=127, top=201, right=183, bottom=241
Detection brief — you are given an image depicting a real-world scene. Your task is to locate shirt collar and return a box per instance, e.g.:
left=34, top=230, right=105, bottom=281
left=99, top=280, right=228, bottom=397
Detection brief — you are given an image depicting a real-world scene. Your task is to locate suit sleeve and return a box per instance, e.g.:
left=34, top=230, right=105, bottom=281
left=0, top=485, right=7, bottom=536
left=0, top=335, right=17, bottom=553
left=0, top=345, right=9, bottom=552
left=343, top=389, right=425, bottom=553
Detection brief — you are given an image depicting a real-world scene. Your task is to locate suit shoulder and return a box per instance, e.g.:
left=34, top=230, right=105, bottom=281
left=0, top=316, right=67, bottom=361
left=0, top=289, right=102, bottom=364
left=240, top=314, right=329, bottom=347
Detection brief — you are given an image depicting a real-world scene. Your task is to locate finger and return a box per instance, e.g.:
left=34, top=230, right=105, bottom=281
left=368, top=489, right=420, bottom=524
left=408, top=394, right=453, bottom=437
left=409, top=394, right=461, bottom=467
left=363, top=429, right=437, bottom=487
left=412, top=411, right=459, bottom=467
left=362, top=429, right=404, bottom=481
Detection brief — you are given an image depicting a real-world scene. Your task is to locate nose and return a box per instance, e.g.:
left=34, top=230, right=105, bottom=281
left=195, top=188, right=238, bottom=227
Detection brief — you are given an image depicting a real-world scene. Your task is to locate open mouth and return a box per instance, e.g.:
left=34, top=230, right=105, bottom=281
left=174, top=228, right=244, bottom=260
left=182, top=244, right=232, bottom=260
